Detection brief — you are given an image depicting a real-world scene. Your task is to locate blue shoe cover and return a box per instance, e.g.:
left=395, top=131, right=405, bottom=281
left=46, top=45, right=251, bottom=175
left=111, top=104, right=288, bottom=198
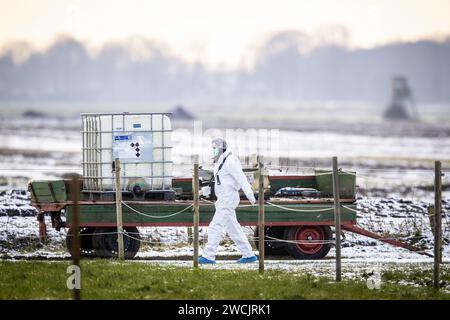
left=199, top=256, right=216, bottom=264
left=236, top=256, right=258, bottom=263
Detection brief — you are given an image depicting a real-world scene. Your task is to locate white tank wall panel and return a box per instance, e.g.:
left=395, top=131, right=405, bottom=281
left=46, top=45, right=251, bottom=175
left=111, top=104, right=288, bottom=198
left=82, top=113, right=172, bottom=191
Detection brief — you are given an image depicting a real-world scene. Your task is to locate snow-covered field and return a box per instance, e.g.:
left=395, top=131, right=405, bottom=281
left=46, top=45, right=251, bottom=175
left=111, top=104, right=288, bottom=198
left=1, top=112, right=450, bottom=290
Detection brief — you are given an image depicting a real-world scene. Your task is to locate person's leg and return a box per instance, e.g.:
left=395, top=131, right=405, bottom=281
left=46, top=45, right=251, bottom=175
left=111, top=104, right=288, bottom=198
left=223, top=207, right=254, bottom=258
left=202, top=208, right=226, bottom=261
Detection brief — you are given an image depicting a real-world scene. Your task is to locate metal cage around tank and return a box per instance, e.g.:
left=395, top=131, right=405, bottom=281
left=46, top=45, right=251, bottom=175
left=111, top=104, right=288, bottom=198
left=81, top=112, right=173, bottom=193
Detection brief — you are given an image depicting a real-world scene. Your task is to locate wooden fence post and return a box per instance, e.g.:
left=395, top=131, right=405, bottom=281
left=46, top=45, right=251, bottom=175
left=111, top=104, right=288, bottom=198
left=70, top=175, right=81, bottom=300
left=114, top=158, right=125, bottom=260
left=193, top=155, right=200, bottom=268
left=332, top=156, right=342, bottom=282
left=258, top=155, right=265, bottom=274
left=434, top=160, right=442, bottom=289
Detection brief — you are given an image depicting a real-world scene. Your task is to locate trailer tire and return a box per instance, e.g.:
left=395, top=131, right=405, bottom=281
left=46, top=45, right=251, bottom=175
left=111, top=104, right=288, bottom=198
left=92, top=227, right=141, bottom=259
left=66, top=227, right=96, bottom=257
left=283, top=225, right=332, bottom=259
left=253, top=226, right=289, bottom=256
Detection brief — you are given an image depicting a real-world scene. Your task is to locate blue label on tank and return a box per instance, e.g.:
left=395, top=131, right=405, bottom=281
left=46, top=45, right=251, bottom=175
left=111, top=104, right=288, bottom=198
left=114, top=135, right=131, bottom=141
left=133, top=123, right=142, bottom=128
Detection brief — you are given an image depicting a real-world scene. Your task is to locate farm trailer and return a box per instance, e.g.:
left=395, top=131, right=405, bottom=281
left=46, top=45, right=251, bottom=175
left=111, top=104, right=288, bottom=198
left=29, top=172, right=428, bottom=259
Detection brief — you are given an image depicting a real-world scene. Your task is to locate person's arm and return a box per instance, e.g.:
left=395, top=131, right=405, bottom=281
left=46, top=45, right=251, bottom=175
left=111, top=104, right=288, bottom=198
left=227, top=157, right=256, bottom=204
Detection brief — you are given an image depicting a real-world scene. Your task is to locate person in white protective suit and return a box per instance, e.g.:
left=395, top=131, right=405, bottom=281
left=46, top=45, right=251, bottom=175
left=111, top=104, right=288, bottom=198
left=199, top=138, right=258, bottom=264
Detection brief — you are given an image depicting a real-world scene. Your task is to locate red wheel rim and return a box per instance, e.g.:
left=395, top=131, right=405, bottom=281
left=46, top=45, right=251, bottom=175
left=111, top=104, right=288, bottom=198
left=294, top=226, right=325, bottom=254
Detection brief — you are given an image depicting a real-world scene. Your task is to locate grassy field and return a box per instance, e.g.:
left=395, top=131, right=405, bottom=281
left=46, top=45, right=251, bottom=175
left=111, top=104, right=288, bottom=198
left=0, top=260, right=449, bottom=300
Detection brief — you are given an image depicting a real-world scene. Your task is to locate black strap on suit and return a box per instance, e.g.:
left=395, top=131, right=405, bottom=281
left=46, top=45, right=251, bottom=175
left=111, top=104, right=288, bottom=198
left=215, top=152, right=231, bottom=186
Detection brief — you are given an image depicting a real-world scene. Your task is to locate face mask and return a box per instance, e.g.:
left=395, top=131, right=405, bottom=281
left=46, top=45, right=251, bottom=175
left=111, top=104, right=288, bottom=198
left=213, top=148, right=220, bottom=157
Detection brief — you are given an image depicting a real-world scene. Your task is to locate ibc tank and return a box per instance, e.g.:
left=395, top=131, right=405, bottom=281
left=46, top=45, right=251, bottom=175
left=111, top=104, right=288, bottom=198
left=81, top=113, right=172, bottom=192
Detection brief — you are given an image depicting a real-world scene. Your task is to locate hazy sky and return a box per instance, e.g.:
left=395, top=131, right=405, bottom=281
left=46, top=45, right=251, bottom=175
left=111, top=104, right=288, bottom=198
left=1, top=0, right=450, bottom=68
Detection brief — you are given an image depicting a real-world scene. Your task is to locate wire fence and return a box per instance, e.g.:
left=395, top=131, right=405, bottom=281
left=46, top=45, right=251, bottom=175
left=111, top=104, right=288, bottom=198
left=1, top=165, right=449, bottom=258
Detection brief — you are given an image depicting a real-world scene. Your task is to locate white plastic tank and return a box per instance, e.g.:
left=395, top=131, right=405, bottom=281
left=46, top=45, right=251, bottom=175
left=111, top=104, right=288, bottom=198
left=81, top=113, right=172, bottom=192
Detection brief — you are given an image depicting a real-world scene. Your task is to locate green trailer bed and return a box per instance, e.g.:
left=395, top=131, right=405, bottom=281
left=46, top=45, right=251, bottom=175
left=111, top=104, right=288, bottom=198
left=29, top=172, right=360, bottom=260
left=64, top=200, right=357, bottom=227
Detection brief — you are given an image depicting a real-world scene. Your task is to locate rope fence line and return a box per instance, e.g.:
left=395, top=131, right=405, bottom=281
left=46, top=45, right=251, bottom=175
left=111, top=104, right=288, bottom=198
left=200, top=197, right=344, bottom=212
left=341, top=205, right=358, bottom=213
left=266, top=201, right=335, bottom=212
left=263, top=235, right=335, bottom=245
left=0, top=167, right=446, bottom=174
left=0, top=166, right=441, bottom=200
left=200, top=198, right=358, bottom=212
left=60, top=230, right=357, bottom=245
left=4, top=224, right=436, bottom=243
left=1, top=203, right=447, bottom=223
left=3, top=218, right=440, bottom=246
left=265, top=166, right=442, bottom=175
left=121, top=201, right=193, bottom=219
left=1, top=202, right=448, bottom=236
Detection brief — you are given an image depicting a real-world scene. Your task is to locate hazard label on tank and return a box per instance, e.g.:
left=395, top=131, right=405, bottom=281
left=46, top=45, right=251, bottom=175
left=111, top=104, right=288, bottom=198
left=112, top=132, right=153, bottom=162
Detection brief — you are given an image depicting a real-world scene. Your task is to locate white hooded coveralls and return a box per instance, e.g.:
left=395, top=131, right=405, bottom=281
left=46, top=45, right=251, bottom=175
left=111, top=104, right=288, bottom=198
left=202, top=149, right=256, bottom=260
